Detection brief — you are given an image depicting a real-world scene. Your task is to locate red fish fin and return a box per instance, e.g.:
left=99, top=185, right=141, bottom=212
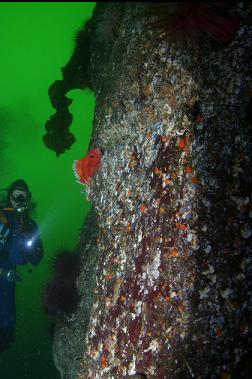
left=72, top=159, right=90, bottom=184
left=72, top=160, right=81, bottom=180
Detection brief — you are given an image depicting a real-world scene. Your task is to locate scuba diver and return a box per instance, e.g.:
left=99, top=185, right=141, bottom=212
left=0, top=179, right=43, bottom=352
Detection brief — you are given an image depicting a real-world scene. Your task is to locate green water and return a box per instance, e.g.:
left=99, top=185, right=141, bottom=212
left=0, top=3, right=96, bottom=378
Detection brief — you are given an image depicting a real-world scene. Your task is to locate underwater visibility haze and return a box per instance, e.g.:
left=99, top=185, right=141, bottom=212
left=0, top=2, right=96, bottom=378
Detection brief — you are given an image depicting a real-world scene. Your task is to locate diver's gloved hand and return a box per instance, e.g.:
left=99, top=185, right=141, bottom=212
left=6, top=270, right=22, bottom=282
left=0, top=269, right=22, bottom=282
left=21, top=233, right=36, bottom=254
left=19, top=233, right=43, bottom=267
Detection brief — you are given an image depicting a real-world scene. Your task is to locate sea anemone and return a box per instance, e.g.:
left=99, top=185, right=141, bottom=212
left=141, top=2, right=240, bottom=48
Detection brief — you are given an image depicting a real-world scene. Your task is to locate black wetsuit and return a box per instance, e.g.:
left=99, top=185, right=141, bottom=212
left=0, top=209, right=43, bottom=352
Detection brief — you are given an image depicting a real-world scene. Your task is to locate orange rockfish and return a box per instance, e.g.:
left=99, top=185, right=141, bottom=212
left=73, top=148, right=102, bottom=185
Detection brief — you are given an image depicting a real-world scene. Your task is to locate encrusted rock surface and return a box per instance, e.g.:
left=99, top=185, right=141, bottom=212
left=53, top=3, right=252, bottom=378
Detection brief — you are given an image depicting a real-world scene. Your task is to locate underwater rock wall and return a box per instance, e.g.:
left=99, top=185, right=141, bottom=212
left=52, top=209, right=100, bottom=379
left=53, top=3, right=252, bottom=379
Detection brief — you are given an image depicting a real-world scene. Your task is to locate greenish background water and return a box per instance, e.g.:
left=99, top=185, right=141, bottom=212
left=0, top=3, right=96, bottom=378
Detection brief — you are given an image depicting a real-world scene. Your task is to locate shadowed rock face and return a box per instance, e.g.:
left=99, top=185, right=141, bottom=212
left=52, top=3, right=252, bottom=379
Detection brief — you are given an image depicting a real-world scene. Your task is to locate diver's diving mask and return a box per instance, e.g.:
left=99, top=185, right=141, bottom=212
left=10, top=189, right=28, bottom=212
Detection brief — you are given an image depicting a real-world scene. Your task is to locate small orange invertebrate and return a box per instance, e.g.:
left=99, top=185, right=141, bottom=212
left=154, top=167, right=162, bottom=176
left=178, top=139, right=186, bottom=150
left=191, top=176, right=199, bottom=184
left=171, top=249, right=179, bottom=257
left=186, top=166, right=193, bottom=173
left=180, top=224, right=187, bottom=231
left=146, top=131, right=152, bottom=139
left=101, top=354, right=108, bottom=369
left=105, top=273, right=113, bottom=281
left=140, top=204, right=148, bottom=213
left=164, top=178, right=172, bottom=186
